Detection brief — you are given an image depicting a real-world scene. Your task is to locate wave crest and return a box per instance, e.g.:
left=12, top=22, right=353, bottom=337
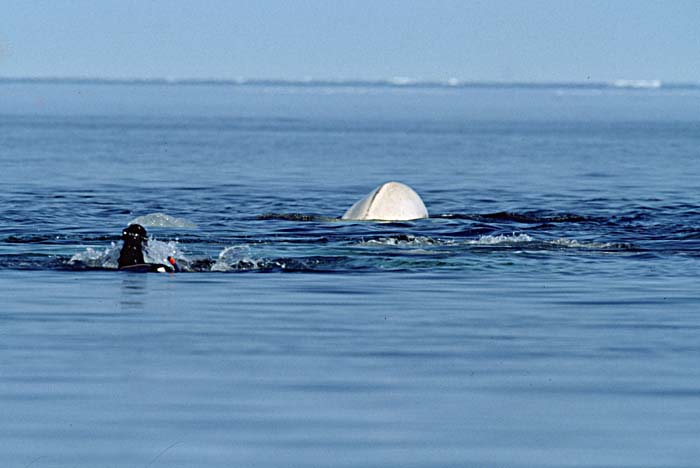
left=358, top=235, right=453, bottom=247
left=467, top=234, right=534, bottom=245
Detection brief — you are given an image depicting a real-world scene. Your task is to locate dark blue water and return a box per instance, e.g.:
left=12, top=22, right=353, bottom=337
left=1, top=82, right=699, bottom=467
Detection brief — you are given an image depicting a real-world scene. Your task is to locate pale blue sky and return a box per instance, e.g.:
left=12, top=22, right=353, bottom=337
left=1, top=0, right=698, bottom=82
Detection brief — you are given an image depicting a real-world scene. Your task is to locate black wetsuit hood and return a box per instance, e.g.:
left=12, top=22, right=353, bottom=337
left=118, top=224, right=148, bottom=268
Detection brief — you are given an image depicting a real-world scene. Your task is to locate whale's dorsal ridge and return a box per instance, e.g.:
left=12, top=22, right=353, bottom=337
left=341, top=181, right=429, bottom=221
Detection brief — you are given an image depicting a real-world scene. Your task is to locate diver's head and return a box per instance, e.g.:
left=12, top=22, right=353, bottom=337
left=122, top=224, right=148, bottom=245
left=118, top=224, right=148, bottom=269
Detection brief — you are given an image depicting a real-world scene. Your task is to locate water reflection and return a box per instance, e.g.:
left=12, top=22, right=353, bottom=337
left=120, top=274, right=147, bottom=311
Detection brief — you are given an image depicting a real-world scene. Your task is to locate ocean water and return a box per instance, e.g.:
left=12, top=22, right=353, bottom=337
left=1, top=81, right=699, bottom=467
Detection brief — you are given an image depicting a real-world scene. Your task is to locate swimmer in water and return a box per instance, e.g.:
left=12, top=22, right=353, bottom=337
left=118, top=223, right=179, bottom=272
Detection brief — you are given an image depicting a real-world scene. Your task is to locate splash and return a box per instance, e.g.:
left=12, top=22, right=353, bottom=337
left=144, top=239, right=187, bottom=266
left=211, top=245, right=263, bottom=272
left=68, top=239, right=187, bottom=270
left=209, top=246, right=346, bottom=272
left=69, top=243, right=121, bottom=269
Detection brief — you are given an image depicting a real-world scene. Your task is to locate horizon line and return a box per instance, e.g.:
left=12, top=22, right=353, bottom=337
left=1, top=76, right=699, bottom=90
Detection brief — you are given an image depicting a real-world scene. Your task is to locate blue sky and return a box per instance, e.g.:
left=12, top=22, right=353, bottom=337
left=1, top=0, right=698, bottom=82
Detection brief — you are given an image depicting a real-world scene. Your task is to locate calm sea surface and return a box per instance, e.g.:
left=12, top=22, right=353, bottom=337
left=1, top=82, right=699, bottom=467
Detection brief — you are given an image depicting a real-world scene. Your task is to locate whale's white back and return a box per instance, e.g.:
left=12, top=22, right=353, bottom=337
left=341, top=182, right=429, bottom=221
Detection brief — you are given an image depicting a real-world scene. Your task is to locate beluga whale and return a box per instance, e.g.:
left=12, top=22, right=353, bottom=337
left=341, top=181, right=429, bottom=221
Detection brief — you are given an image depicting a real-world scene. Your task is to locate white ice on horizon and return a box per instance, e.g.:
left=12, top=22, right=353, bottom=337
left=611, top=79, right=662, bottom=89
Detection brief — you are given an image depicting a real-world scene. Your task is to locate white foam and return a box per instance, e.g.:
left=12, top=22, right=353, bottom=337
left=547, top=238, right=627, bottom=249
left=359, top=235, right=452, bottom=247
left=467, top=233, right=534, bottom=245
left=128, top=213, right=197, bottom=228
left=548, top=238, right=589, bottom=248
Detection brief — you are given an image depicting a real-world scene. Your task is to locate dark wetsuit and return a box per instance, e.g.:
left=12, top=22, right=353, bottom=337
left=118, top=224, right=177, bottom=272
left=118, top=224, right=148, bottom=269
